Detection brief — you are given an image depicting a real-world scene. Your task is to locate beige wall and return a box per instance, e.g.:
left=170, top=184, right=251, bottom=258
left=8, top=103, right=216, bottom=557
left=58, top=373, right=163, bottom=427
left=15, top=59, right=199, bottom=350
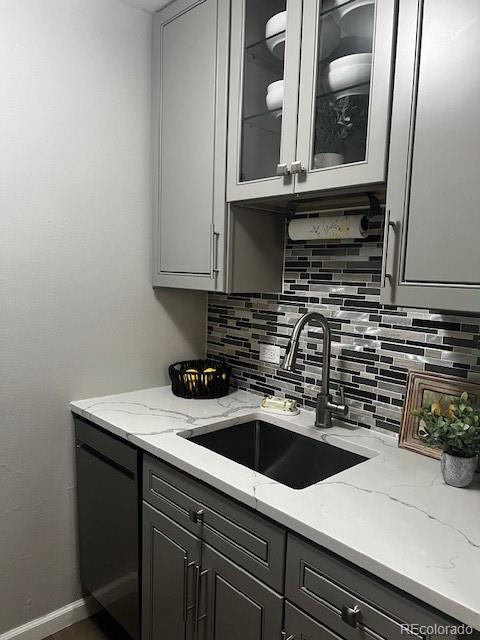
left=0, top=0, right=206, bottom=633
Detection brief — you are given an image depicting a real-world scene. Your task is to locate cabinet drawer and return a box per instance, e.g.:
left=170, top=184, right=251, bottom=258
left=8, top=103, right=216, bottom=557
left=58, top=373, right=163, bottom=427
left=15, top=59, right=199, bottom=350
left=286, top=535, right=456, bottom=640
left=143, top=455, right=285, bottom=591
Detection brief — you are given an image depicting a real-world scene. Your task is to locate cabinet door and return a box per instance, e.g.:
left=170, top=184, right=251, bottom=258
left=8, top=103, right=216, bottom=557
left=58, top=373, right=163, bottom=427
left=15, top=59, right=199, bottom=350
left=152, top=0, right=229, bottom=291
left=142, top=503, right=201, bottom=640
left=227, top=0, right=302, bottom=201
left=200, top=545, right=283, bottom=640
left=295, top=0, right=396, bottom=193
left=382, top=0, right=480, bottom=312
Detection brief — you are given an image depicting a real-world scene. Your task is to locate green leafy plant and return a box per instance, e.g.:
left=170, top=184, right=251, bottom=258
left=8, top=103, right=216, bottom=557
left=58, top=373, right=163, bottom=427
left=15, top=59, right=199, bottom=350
left=413, top=392, right=480, bottom=458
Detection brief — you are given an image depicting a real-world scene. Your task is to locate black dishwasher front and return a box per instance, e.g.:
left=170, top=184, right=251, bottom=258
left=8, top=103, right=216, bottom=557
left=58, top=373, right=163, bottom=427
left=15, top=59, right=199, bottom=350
left=75, top=416, right=139, bottom=640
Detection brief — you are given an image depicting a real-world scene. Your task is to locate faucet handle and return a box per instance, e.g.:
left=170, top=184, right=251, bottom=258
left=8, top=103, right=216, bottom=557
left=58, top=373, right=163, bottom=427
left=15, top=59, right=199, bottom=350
left=334, top=385, right=348, bottom=418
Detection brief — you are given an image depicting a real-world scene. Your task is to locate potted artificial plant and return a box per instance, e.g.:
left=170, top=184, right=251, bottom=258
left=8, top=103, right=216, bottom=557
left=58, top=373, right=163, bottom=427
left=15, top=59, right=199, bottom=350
left=413, top=392, right=480, bottom=488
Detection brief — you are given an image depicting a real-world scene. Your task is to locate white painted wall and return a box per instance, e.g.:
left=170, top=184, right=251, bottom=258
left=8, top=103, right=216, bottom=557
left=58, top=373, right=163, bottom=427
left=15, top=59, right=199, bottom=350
left=0, top=0, right=206, bottom=634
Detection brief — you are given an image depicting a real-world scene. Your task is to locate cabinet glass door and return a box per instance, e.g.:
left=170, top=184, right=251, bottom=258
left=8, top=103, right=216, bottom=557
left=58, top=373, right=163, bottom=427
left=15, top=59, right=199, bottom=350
left=227, top=0, right=302, bottom=201
left=295, top=0, right=395, bottom=193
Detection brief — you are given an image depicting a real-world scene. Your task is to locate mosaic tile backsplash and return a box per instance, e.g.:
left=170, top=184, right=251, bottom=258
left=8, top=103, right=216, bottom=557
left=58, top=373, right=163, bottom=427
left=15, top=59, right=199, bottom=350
left=207, top=230, right=480, bottom=434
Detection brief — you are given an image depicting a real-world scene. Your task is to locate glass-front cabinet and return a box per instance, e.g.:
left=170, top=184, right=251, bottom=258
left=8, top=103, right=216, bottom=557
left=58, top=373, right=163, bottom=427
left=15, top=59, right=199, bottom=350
left=227, top=0, right=396, bottom=201
left=227, top=0, right=302, bottom=200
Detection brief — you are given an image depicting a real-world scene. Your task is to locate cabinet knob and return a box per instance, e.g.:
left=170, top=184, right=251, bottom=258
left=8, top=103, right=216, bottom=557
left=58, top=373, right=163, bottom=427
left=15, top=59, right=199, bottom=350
left=189, top=508, right=204, bottom=524
left=290, top=160, right=306, bottom=174
left=276, top=163, right=291, bottom=177
left=341, top=604, right=361, bottom=628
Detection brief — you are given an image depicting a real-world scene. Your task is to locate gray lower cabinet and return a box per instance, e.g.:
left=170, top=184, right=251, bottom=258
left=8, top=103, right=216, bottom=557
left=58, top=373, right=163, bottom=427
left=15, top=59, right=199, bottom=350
left=142, top=503, right=283, bottom=640
left=285, top=534, right=457, bottom=640
left=143, top=454, right=286, bottom=592
left=202, top=544, right=284, bottom=640
left=142, top=458, right=468, bottom=640
left=152, top=0, right=285, bottom=293
left=382, top=0, right=480, bottom=312
left=142, top=503, right=201, bottom=640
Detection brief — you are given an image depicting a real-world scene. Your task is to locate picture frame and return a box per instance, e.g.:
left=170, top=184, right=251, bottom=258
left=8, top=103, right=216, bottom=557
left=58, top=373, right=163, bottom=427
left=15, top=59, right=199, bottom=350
left=398, top=371, right=480, bottom=459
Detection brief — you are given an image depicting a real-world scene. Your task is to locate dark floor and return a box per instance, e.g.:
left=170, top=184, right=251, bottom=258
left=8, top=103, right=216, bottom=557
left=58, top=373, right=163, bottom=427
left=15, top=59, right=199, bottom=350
left=45, top=611, right=132, bottom=640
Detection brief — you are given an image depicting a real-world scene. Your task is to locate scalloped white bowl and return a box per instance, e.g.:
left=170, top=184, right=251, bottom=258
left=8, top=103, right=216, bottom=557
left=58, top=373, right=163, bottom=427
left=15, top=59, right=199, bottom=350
left=266, top=80, right=284, bottom=115
left=266, top=11, right=287, bottom=59
left=321, top=53, right=372, bottom=94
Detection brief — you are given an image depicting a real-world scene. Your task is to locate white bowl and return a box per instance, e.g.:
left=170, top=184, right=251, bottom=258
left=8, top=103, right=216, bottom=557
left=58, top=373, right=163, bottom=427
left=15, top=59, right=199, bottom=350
left=266, top=80, right=284, bottom=113
left=267, top=80, right=284, bottom=91
left=328, top=52, right=372, bottom=70
left=321, top=53, right=372, bottom=94
left=318, top=14, right=341, bottom=60
left=266, top=11, right=287, bottom=59
left=338, top=0, right=375, bottom=39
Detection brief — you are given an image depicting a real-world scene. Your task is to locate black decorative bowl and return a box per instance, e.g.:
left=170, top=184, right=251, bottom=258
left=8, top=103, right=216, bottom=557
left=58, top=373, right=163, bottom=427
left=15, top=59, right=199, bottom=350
left=168, top=359, right=231, bottom=399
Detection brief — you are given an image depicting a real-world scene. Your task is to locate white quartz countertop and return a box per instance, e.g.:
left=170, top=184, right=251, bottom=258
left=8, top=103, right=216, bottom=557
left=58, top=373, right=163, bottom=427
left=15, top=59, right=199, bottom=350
left=70, top=386, right=480, bottom=630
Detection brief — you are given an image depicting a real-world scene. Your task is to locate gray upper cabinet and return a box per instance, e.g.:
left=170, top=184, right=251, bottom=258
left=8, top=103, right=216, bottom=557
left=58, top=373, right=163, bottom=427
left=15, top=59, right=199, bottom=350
left=152, top=0, right=229, bottom=291
left=227, top=0, right=396, bottom=202
left=382, top=0, right=480, bottom=313
left=152, top=0, right=286, bottom=293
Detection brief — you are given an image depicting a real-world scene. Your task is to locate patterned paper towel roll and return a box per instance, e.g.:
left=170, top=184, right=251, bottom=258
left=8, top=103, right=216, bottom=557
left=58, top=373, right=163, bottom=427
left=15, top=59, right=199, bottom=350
left=288, top=214, right=370, bottom=241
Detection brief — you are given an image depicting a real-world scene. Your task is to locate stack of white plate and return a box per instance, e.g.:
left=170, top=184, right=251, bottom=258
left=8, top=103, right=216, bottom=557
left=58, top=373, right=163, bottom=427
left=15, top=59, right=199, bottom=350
left=265, top=11, right=286, bottom=59
left=266, top=80, right=284, bottom=119
left=321, top=53, right=372, bottom=99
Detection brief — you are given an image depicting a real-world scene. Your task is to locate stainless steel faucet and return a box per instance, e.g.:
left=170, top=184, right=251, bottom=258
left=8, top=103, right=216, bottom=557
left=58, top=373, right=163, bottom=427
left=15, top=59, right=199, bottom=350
left=281, top=311, right=348, bottom=428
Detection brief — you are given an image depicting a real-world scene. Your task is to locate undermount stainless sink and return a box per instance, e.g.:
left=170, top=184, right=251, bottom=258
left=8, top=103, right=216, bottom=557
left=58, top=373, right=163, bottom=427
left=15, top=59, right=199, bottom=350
left=185, top=420, right=369, bottom=490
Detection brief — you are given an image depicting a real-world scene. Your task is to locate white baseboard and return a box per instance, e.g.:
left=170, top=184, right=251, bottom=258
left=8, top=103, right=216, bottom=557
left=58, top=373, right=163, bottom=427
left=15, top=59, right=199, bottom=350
left=0, top=597, right=100, bottom=640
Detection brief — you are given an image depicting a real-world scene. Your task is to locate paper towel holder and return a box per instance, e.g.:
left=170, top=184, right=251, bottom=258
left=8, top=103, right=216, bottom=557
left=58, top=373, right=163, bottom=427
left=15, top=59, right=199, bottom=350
left=366, top=192, right=382, bottom=220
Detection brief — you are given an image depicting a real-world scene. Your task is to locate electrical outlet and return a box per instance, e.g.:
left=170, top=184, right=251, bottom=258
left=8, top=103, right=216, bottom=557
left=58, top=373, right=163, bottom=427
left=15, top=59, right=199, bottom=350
left=259, top=343, right=281, bottom=364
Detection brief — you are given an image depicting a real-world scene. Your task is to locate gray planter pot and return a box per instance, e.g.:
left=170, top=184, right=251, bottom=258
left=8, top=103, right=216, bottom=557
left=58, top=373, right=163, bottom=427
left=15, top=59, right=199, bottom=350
left=441, top=452, right=477, bottom=488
